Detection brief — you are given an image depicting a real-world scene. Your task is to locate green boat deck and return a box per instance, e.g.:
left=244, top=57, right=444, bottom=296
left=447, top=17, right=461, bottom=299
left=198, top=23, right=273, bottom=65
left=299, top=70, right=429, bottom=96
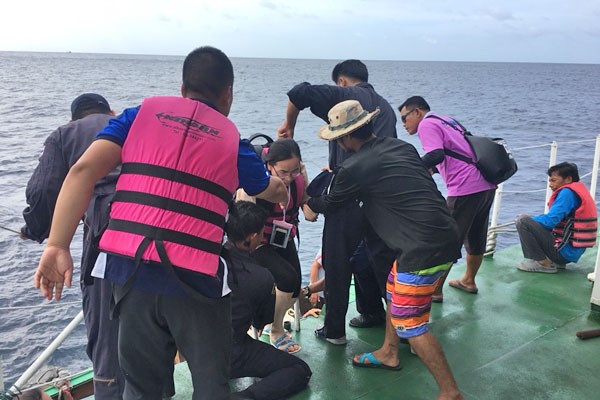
left=83, top=245, right=600, bottom=399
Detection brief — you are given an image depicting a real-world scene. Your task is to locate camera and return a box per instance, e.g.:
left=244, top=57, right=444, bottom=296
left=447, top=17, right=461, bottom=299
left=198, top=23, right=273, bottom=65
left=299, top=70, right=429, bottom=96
left=269, top=220, right=293, bottom=248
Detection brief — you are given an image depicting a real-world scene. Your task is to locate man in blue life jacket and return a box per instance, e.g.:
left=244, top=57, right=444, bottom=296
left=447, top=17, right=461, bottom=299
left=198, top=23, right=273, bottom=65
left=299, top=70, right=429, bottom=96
left=516, top=162, right=597, bottom=273
left=20, top=94, right=146, bottom=400
left=32, top=46, right=288, bottom=400
left=278, top=59, right=396, bottom=343
left=225, top=201, right=312, bottom=400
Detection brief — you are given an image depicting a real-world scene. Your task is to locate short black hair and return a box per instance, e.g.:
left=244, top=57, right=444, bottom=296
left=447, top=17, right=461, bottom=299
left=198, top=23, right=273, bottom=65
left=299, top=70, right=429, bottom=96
left=398, top=96, right=431, bottom=113
left=182, top=46, right=234, bottom=101
left=331, top=59, right=368, bottom=83
left=18, top=388, right=43, bottom=400
left=548, top=162, right=580, bottom=182
left=226, top=201, right=268, bottom=242
left=265, top=139, right=302, bottom=166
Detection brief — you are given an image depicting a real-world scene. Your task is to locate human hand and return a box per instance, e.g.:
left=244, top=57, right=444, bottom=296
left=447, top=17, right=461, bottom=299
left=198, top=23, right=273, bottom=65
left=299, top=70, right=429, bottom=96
left=515, top=213, right=530, bottom=222
left=309, top=293, right=319, bottom=306
left=277, top=122, right=294, bottom=139
left=320, top=166, right=332, bottom=172
left=303, top=203, right=318, bottom=222
left=34, top=245, right=74, bottom=301
left=303, top=308, right=322, bottom=318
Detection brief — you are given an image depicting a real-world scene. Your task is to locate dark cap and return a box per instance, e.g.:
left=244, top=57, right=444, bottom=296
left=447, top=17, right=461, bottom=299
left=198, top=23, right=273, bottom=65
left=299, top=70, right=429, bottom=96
left=71, top=93, right=111, bottom=120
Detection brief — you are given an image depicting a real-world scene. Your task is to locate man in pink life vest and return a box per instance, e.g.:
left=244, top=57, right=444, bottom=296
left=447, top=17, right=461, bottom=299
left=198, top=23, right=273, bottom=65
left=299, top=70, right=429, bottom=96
left=32, top=46, right=288, bottom=400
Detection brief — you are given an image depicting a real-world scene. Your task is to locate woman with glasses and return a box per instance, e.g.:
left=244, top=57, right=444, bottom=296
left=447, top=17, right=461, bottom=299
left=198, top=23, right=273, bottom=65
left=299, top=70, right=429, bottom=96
left=236, top=139, right=311, bottom=353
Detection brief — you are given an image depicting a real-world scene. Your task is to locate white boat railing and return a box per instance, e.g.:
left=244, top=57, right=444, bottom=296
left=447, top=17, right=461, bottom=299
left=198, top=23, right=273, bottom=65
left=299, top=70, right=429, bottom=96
left=0, top=311, right=84, bottom=400
left=485, top=135, right=600, bottom=308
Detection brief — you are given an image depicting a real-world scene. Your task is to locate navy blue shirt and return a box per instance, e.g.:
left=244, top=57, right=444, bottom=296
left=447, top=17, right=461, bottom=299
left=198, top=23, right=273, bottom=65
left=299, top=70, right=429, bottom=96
left=96, top=102, right=271, bottom=298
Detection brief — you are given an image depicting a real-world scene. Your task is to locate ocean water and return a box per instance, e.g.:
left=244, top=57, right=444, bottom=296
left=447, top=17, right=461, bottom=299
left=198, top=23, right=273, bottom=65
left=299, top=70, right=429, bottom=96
left=1, top=51, right=599, bottom=387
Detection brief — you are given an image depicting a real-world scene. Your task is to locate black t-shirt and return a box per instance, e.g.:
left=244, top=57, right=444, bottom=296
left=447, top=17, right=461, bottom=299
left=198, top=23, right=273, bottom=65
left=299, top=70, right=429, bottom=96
left=287, top=81, right=397, bottom=169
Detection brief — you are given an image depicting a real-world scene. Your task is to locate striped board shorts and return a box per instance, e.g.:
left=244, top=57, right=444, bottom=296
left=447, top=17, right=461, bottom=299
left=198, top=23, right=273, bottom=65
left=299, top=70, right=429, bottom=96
left=386, top=260, right=453, bottom=339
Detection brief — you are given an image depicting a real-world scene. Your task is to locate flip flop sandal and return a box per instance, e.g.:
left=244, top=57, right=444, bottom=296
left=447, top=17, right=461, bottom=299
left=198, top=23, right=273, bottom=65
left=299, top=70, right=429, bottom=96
left=271, top=332, right=302, bottom=354
left=352, top=352, right=402, bottom=371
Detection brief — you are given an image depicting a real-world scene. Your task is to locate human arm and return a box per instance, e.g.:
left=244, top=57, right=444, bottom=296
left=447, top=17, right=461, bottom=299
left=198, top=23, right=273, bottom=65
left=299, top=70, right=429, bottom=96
left=251, top=275, right=276, bottom=330
left=417, top=118, right=446, bottom=169
left=420, top=149, right=445, bottom=170
left=277, top=101, right=300, bottom=139
left=278, top=83, right=347, bottom=139
left=235, top=188, right=256, bottom=203
left=298, top=163, right=318, bottom=221
left=34, top=139, right=121, bottom=301
left=306, top=167, right=360, bottom=214
left=22, top=132, right=69, bottom=242
left=307, top=252, right=324, bottom=304
left=533, top=189, right=580, bottom=229
left=237, top=139, right=288, bottom=204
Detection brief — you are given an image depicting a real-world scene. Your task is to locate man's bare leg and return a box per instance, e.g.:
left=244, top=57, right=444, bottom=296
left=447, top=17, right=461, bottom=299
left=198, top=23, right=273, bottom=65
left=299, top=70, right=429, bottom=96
left=409, top=332, right=463, bottom=400
left=353, top=301, right=400, bottom=367
left=448, top=254, right=482, bottom=293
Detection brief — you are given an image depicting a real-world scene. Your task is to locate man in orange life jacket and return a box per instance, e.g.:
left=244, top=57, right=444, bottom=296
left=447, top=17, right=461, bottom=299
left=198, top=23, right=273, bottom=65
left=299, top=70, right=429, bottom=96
left=516, top=162, right=597, bottom=274
left=32, top=46, right=288, bottom=400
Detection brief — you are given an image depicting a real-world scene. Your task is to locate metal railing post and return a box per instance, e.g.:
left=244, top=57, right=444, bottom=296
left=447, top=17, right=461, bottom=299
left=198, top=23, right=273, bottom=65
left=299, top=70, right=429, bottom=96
left=1, top=311, right=84, bottom=399
left=591, top=248, right=600, bottom=309
left=545, top=141, right=558, bottom=213
left=591, top=135, right=600, bottom=309
left=590, top=135, right=600, bottom=202
left=485, top=183, right=504, bottom=256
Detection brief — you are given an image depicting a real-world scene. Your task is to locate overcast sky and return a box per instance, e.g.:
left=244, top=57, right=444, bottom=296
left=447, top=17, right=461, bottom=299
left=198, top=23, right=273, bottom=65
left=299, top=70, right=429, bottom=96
left=2, top=0, right=598, bottom=64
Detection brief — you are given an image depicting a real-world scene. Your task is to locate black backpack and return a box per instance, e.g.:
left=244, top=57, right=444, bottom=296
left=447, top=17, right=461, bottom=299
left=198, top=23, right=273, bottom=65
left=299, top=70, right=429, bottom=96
left=425, top=115, right=517, bottom=185
left=247, top=133, right=274, bottom=159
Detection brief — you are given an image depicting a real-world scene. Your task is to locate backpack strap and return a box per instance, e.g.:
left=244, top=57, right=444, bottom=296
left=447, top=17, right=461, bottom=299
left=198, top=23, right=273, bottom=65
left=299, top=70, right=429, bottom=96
left=424, top=115, right=475, bottom=165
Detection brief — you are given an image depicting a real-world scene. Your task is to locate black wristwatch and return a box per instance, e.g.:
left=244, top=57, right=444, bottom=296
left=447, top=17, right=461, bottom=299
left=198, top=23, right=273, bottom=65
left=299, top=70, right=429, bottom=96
left=302, top=285, right=311, bottom=298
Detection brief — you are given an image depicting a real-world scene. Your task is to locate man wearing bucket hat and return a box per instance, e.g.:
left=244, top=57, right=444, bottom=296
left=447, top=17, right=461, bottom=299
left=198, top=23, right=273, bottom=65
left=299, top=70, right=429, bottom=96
left=306, top=100, right=464, bottom=399
left=278, top=59, right=395, bottom=342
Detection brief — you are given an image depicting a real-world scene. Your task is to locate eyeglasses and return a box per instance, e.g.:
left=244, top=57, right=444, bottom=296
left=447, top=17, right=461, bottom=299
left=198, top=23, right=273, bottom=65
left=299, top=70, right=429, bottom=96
left=274, top=168, right=301, bottom=179
left=400, top=108, right=417, bottom=123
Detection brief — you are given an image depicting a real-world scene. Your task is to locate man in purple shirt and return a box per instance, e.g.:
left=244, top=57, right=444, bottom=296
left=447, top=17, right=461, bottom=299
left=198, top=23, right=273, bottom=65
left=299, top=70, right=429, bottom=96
left=399, top=96, right=496, bottom=300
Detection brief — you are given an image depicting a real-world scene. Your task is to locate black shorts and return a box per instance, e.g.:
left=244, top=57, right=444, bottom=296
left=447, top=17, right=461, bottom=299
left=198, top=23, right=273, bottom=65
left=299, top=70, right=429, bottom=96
left=447, top=189, right=495, bottom=255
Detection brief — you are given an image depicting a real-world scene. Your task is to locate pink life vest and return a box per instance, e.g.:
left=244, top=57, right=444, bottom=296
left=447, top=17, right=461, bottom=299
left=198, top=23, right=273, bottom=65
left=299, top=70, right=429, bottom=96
left=99, top=96, right=239, bottom=276
left=258, top=173, right=305, bottom=244
left=549, top=181, right=598, bottom=249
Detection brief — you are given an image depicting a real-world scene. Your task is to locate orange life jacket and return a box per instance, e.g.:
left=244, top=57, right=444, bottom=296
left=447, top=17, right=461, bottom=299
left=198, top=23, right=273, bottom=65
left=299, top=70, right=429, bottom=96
left=549, top=181, right=597, bottom=249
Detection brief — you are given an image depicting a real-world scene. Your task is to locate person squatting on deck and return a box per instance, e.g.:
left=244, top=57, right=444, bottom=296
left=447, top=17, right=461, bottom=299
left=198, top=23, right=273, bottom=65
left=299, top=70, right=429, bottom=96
left=32, top=46, right=288, bottom=400
left=399, top=96, right=497, bottom=300
left=225, top=201, right=312, bottom=400
left=516, top=162, right=597, bottom=273
left=236, top=139, right=310, bottom=353
left=19, top=94, right=144, bottom=399
left=278, top=59, right=397, bottom=343
left=305, top=100, right=464, bottom=400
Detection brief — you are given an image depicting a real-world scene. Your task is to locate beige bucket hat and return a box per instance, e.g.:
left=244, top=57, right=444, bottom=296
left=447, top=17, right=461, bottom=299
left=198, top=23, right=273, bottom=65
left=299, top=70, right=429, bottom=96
left=318, top=100, right=380, bottom=141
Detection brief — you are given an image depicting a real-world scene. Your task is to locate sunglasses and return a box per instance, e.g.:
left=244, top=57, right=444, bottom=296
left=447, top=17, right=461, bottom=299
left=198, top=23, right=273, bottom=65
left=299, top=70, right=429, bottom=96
left=401, top=108, right=417, bottom=123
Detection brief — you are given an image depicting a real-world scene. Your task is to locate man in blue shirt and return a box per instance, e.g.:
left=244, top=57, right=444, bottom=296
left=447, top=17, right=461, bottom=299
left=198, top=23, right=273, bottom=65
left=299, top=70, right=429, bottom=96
left=516, top=162, right=597, bottom=273
left=33, top=46, right=287, bottom=400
